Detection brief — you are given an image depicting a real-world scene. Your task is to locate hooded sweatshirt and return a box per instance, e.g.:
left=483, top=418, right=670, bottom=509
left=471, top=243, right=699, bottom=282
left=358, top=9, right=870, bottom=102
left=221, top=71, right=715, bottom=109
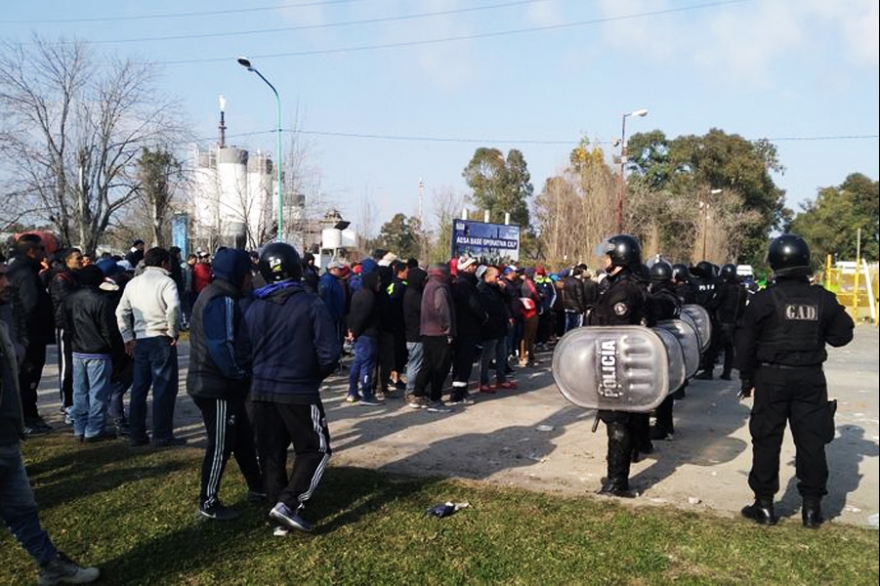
left=348, top=272, right=380, bottom=339
left=241, top=280, right=341, bottom=404
left=187, top=248, right=252, bottom=400
left=403, top=268, right=427, bottom=343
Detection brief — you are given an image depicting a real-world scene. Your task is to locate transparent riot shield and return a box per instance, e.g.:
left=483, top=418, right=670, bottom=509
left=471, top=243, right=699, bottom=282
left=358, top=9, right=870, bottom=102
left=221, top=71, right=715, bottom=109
left=551, top=326, right=670, bottom=412
left=655, top=319, right=701, bottom=379
left=681, top=304, right=712, bottom=354
left=652, top=326, right=687, bottom=391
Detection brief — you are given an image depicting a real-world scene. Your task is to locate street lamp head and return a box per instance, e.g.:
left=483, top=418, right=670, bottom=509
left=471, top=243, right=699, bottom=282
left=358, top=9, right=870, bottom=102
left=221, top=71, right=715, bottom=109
left=631, top=108, right=649, bottom=118
left=218, top=94, right=226, bottom=112
left=237, top=56, right=252, bottom=70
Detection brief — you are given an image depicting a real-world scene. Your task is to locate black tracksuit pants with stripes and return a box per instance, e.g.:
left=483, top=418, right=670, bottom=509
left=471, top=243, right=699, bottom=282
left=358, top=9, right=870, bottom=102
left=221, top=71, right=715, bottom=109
left=252, top=400, right=332, bottom=512
left=194, top=397, right=263, bottom=508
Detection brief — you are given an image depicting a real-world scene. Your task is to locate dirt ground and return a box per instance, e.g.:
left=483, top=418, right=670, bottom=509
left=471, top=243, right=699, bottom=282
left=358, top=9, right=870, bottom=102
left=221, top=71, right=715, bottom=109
left=38, top=326, right=879, bottom=529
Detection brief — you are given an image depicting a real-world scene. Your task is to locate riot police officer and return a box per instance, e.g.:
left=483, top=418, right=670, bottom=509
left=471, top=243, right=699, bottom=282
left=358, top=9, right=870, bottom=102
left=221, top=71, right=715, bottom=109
left=647, top=261, right=683, bottom=440
left=692, top=260, right=721, bottom=379
left=588, top=235, right=647, bottom=497
left=735, top=234, right=853, bottom=527
left=715, top=264, right=747, bottom=380
left=672, top=264, right=697, bottom=305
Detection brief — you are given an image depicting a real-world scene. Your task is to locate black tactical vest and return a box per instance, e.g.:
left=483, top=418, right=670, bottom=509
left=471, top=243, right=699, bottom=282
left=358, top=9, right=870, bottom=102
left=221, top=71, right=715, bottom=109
left=756, top=284, right=827, bottom=366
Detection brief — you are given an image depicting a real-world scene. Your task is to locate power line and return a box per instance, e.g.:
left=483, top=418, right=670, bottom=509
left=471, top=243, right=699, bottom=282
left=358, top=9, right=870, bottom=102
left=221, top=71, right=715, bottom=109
left=0, top=0, right=364, bottom=24
left=85, top=0, right=548, bottom=45
left=163, top=0, right=752, bottom=65
left=201, top=128, right=879, bottom=147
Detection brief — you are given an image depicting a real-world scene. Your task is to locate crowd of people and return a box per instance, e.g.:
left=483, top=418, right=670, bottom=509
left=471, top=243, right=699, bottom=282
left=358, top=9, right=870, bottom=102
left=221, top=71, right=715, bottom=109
left=0, top=230, right=854, bottom=583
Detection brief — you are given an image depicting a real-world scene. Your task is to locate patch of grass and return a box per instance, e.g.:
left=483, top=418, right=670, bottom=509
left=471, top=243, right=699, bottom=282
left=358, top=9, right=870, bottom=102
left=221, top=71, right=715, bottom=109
left=2, top=434, right=877, bottom=585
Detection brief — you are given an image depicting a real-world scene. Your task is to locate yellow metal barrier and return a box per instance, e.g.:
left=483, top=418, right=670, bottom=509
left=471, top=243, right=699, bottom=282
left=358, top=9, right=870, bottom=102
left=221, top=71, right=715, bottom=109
left=821, top=255, right=879, bottom=325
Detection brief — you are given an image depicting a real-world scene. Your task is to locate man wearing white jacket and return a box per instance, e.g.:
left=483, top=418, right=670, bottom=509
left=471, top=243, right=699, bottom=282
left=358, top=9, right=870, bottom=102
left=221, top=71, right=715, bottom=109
left=116, top=247, right=183, bottom=448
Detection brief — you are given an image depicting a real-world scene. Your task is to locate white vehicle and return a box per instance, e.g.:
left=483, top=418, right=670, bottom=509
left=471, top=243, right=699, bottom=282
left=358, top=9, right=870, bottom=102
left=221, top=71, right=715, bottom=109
left=736, top=264, right=754, bottom=278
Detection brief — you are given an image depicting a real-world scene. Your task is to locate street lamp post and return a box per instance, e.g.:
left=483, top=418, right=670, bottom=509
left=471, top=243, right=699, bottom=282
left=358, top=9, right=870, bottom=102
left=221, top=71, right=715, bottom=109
left=700, top=188, right=723, bottom=259
left=617, top=108, right=648, bottom=232
left=238, top=56, right=284, bottom=242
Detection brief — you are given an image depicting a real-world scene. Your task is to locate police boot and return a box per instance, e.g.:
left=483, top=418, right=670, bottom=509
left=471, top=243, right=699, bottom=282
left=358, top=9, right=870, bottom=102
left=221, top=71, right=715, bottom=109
left=802, top=497, right=824, bottom=529
left=741, top=497, right=777, bottom=525
left=599, top=423, right=635, bottom=498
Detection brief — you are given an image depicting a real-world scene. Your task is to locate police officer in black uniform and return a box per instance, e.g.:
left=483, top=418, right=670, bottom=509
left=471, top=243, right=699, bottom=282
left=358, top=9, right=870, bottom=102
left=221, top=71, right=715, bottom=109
left=735, top=234, right=854, bottom=527
left=672, top=264, right=697, bottom=305
left=692, top=261, right=721, bottom=379
left=588, top=235, right=647, bottom=498
left=647, top=261, right=683, bottom=440
left=715, top=264, right=747, bottom=381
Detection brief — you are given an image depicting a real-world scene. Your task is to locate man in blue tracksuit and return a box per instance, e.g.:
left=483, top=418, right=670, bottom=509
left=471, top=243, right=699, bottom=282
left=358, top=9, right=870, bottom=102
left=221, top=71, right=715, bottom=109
left=241, top=243, right=341, bottom=535
left=187, top=248, right=263, bottom=521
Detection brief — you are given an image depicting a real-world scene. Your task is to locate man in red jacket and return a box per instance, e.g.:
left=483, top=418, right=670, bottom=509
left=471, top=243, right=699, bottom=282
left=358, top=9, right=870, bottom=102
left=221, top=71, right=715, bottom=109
left=192, top=251, right=213, bottom=297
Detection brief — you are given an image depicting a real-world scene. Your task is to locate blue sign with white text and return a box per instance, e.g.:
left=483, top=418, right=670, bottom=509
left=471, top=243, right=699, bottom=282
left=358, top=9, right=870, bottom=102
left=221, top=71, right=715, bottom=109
left=451, top=220, right=520, bottom=262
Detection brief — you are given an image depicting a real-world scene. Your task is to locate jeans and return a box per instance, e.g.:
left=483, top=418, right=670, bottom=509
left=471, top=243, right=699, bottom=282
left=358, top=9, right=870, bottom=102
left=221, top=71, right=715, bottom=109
left=348, top=336, right=378, bottom=400
left=0, top=446, right=58, bottom=566
left=130, top=336, right=179, bottom=442
left=108, top=370, right=133, bottom=422
left=564, top=311, right=583, bottom=333
left=71, top=356, right=112, bottom=438
left=479, top=337, right=507, bottom=385
left=405, top=342, right=424, bottom=394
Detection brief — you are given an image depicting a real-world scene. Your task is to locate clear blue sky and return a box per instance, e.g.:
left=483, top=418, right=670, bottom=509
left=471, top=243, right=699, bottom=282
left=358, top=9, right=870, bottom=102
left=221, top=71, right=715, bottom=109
left=3, top=0, right=878, bottom=235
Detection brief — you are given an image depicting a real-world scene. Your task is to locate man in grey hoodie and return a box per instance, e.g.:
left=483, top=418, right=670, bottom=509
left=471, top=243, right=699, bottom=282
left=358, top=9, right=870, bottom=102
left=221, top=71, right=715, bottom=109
left=115, top=247, right=182, bottom=448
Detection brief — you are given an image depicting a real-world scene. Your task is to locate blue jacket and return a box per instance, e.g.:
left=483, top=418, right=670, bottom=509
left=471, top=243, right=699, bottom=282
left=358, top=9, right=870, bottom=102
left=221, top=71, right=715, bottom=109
left=186, top=248, right=252, bottom=401
left=318, top=272, right=345, bottom=322
left=242, top=281, right=341, bottom=404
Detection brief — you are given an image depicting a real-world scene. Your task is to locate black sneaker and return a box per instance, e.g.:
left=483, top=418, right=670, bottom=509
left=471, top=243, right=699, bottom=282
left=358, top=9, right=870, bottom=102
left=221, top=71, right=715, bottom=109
left=694, top=371, right=713, bottom=381
left=151, top=437, right=188, bottom=448
left=269, top=502, right=312, bottom=533
left=24, top=416, right=53, bottom=437
left=38, top=552, right=100, bottom=585
left=129, top=436, right=150, bottom=448
left=247, top=490, right=267, bottom=504
left=198, top=501, right=241, bottom=521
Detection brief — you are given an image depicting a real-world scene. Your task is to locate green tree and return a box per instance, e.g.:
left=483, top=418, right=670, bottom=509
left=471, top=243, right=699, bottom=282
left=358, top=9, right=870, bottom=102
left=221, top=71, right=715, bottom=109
left=376, top=213, right=421, bottom=261
left=627, top=128, right=785, bottom=263
left=789, top=173, right=879, bottom=264
left=136, top=147, right=183, bottom=249
left=462, top=147, right=533, bottom=228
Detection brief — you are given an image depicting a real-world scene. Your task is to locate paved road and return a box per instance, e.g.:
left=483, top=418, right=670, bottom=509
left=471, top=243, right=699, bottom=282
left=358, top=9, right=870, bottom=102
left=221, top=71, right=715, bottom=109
left=35, top=325, right=878, bottom=528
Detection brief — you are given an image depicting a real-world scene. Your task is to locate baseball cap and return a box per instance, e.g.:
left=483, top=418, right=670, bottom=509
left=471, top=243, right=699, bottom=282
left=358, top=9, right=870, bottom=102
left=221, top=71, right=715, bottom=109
left=458, top=256, right=477, bottom=271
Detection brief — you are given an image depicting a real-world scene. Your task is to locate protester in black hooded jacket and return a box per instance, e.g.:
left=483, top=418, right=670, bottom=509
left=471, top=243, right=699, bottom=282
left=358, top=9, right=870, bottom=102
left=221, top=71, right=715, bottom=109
left=187, top=247, right=263, bottom=521
left=402, top=268, right=427, bottom=402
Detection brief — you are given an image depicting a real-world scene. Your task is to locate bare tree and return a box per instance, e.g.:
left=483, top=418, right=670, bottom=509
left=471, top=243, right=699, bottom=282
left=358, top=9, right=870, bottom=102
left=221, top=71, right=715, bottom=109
left=534, top=140, right=618, bottom=268
left=428, top=186, right=464, bottom=263
left=0, top=36, right=189, bottom=252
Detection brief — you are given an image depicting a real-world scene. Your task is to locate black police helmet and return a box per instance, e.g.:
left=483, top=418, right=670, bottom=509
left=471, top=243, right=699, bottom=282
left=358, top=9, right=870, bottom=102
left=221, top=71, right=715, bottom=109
left=259, top=242, right=303, bottom=283
left=671, top=264, right=691, bottom=282
left=600, top=234, right=642, bottom=268
left=768, top=234, right=811, bottom=277
left=650, top=261, right=673, bottom=282
left=692, top=260, right=715, bottom=279
left=720, top=263, right=738, bottom=282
